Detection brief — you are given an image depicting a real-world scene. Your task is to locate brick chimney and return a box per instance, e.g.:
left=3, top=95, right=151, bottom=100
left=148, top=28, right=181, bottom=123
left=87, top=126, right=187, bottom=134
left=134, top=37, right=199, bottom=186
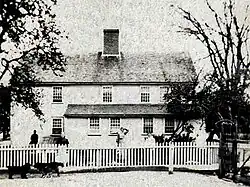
left=103, top=29, right=119, bottom=56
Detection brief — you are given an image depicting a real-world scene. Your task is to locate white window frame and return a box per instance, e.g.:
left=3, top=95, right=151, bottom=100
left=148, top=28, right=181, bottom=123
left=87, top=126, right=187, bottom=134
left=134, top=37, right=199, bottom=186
left=52, top=86, right=63, bottom=103
left=109, top=118, right=121, bottom=133
left=102, top=86, right=113, bottom=103
left=142, top=117, right=153, bottom=134
left=52, top=117, right=64, bottom=135
left=88, top=117, right=100, bottom=134
left=164, top=118, right=175, bottom=134
left=140, top=86, right=150, bottom=103
left=160, top=86, right=171, bottom=103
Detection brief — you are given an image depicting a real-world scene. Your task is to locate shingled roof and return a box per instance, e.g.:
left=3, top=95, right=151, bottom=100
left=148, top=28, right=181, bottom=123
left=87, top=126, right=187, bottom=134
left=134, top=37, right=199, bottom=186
left=64, top=104, right=171, bottom=118
left=37, top=52, right=196, bottom=83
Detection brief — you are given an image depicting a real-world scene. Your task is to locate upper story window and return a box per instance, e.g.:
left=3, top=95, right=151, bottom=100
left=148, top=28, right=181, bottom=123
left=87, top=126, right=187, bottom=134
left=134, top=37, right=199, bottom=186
left=103, top=86, right=112, bottom=103
left=53, top=86, right=62, bottom=103
left=89, top=117, right=100, bottom=134
left=110, top=118, right=120, bottom=132
left=165, top=119, right=175, bottom=134
left=52, top=117, right=63, bottom=135
left=140, top=86, right=150, bottom=103
left=160, top=86, right=171, bottom=102
left=143, top=118, right=153, bottom=134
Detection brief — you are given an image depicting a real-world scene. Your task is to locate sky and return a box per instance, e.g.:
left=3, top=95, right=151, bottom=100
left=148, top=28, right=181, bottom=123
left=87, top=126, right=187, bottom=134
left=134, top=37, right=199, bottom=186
left=2, top=0, right=250, bottom=84
left=52, top=0, right=250, bottom=76
left=54, top=0, right=203, bottom=55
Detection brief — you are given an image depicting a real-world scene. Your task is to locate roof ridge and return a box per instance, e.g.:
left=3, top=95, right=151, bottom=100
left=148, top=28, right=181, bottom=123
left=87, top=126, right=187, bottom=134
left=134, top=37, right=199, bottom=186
left=66, top=51, right=191, bottom=58
left=68, top=104, right=165, bottom=106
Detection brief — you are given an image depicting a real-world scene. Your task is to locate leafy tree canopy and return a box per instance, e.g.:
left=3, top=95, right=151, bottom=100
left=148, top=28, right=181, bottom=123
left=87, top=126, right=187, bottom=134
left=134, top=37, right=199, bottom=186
left=0, top=0, right=66, bottom=120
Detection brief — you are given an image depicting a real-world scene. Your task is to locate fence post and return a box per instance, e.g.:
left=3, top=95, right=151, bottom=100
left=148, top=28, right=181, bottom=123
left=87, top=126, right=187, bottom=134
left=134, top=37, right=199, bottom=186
left=232, top=118, right=238, bottom=181
left=169, top=142, right=174, bottom=174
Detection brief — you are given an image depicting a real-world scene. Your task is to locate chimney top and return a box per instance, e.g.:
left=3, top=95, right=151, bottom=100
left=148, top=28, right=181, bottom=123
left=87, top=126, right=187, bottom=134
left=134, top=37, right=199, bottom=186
left=102, top=29, right=120, bottom=57
left=103, top=29, right=119, bottom=33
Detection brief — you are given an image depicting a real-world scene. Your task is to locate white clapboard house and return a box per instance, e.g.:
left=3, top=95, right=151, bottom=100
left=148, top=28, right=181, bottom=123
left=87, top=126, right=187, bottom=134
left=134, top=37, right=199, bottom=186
left=10, top=29, right=197, bottom=147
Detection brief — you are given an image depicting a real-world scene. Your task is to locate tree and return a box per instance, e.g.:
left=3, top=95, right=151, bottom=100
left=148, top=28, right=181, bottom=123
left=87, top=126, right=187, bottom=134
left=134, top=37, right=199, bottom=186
left=176, top=0, right=250, bottom=140
left=153, top=81, right=200, bottom=143
left=0, top=0, right=66, bottom=139
left=164, top=81, right=200, bottom=142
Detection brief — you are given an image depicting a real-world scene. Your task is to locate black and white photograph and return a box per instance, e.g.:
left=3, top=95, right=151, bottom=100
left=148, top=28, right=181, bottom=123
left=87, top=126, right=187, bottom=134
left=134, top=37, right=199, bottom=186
left=1, top=0, right=250, bottom=186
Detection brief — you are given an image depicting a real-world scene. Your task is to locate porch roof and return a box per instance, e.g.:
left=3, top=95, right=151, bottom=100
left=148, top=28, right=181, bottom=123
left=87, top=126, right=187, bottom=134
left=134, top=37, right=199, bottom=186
left=64, top=104, right=172, bottom=118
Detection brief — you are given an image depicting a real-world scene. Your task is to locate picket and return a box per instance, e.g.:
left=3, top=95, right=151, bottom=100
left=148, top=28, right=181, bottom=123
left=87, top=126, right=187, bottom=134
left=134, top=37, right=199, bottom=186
left=0, top=142, right=221, bottom=170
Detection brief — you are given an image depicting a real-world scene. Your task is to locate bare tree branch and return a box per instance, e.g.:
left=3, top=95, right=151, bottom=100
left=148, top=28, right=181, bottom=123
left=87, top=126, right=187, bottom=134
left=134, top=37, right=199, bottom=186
left=172, top=0, right=250, bottom=141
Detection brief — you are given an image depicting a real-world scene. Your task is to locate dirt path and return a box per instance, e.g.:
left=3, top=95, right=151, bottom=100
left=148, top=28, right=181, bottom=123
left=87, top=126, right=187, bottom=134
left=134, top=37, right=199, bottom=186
left=0, top=171, right=246, bottom=187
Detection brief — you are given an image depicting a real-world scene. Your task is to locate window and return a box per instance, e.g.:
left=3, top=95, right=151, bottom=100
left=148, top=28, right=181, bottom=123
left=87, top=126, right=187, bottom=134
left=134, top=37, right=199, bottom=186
left=103, top=86, right=112, bottom=103
left=141, top=86, right=150, bottom=103
left=165, top=119, right=175, bottom=134
left=89, top=118, right=100, bottom=133
left=110, top=118, right=120, bottom=132
left=53, top=87, right=62, bottom=102
left=52, top=118, right=63, bottom=135
left=160, top=86, right=171, bottom=102
left=143, top=118, right=153, bottom=134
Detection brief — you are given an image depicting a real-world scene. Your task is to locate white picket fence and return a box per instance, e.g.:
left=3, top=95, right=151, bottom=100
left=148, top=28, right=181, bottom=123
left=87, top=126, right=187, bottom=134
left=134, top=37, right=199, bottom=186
left=0, top=142, right=220, bottom=171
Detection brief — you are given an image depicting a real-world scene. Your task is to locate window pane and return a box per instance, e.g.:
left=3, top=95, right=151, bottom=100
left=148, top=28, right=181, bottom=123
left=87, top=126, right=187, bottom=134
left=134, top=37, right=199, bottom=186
left=53, top=87, right=62, bottom=102
left=52, top=118, right=63, bottom=135
left=52, top=128, right=62, bottom=135
left=141, top=86, right=150, bottom=92
left=89, top=118, right=100, bottom=132
left=103, top=86, right=112, bottom=103
left=143, top=118, right=153, bottom=133
left=141, top=93, right=150, bottom=102
left=141, top=86, right=150, bottom=103
left=110, top=118, right=120, bottom=131
left=165, top=119, right=175, bottom=133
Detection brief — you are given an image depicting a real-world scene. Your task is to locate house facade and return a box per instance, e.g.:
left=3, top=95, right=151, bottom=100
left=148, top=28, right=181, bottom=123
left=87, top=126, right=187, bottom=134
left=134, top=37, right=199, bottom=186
left=10, top=29, right=197, bottom=147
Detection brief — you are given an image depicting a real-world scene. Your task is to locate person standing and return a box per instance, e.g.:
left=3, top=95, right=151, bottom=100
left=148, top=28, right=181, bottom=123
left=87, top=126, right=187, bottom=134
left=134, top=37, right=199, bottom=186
left=29, top=130, right=38, bottom=163
left=29, top=130, right=38, bottom=144
left=111, top=127, right=129, bottom=164
left=116, top=127, right=129, bottom=147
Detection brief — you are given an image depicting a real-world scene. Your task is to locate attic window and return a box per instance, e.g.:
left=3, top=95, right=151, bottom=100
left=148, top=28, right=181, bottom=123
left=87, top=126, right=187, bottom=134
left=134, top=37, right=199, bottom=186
left=103, top=29, right=119, bottom=56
